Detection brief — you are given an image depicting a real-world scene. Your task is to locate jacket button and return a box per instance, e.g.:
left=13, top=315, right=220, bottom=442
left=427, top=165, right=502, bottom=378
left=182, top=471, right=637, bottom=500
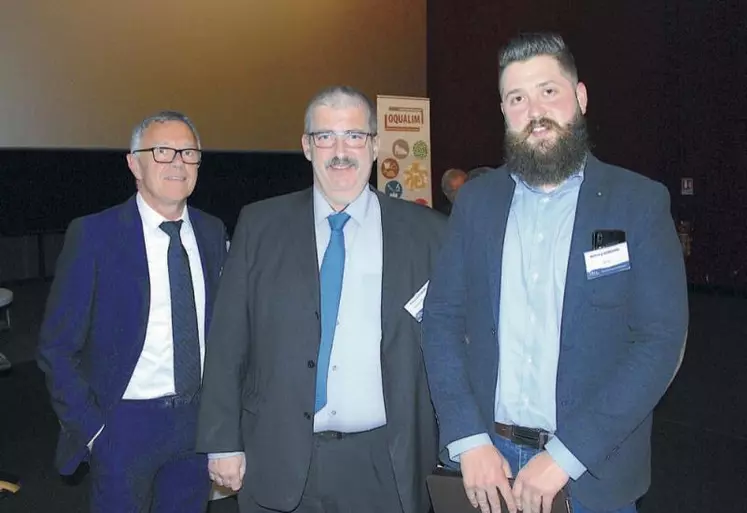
left=491, top=328, right=497, bottom=336
left=307, top=360, right=316, bottom=368
left=303, top=412, right=311, bottom=420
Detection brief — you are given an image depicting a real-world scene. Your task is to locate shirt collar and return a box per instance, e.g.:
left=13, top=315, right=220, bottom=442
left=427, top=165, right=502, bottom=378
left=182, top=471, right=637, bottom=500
left=313, top=185, right=373, bottom=228
left=136, top=192, right=191, bottom=233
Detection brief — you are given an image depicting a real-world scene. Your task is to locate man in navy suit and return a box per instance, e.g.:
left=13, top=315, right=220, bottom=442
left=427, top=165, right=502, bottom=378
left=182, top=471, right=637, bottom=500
left=38, top=111, right=227, bottom=513
left=421, top=33, right=688, bottom=513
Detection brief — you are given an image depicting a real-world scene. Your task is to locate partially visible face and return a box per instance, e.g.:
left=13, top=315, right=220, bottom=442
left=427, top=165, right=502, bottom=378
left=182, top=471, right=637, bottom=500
left=127, top=120, right=199, bottom=218
left=301, top=104, right=379, bottom=210
left=500, top=55, right=587, bottom=151
left=447, top=174, right=466, bottom=203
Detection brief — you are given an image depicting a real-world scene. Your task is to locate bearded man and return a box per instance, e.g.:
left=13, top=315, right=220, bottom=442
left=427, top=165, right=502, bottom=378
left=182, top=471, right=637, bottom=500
left=421, top=32, right=688, bottom=513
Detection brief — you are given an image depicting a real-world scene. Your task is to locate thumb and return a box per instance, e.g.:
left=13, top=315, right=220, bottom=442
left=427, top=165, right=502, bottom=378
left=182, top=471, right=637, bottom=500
left=502, top=457, right=514, bottom=479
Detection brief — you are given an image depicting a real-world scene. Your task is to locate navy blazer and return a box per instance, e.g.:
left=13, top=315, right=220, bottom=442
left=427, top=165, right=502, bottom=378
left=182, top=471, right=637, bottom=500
left=421, top=155, right=688, bottom=510
left=37, top=196, right=227, bottom=475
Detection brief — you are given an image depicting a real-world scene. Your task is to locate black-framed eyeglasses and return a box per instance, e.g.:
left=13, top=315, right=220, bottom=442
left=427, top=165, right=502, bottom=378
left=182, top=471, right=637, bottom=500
left=307, top=130, right=374, bottom=149
left=132, top=146, right=202, bottom=164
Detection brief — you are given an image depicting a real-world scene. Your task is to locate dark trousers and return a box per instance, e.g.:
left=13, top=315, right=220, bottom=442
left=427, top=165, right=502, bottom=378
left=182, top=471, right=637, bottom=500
left=245, top=427, right=401, bottom=513
left=89, top=397, right=210, bottom=513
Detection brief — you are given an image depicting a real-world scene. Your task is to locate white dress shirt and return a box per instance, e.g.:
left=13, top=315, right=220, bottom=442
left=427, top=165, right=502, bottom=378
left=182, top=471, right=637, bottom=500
left=122, top=193, right=207, bottom=399
left=312, top=186, right=385, bottom=433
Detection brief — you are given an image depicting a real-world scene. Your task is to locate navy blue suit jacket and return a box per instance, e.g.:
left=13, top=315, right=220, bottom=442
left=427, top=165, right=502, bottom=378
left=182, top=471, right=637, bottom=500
left=421, top=155, right=688, bottom=510
left=37, top=196, right=227, bottom=475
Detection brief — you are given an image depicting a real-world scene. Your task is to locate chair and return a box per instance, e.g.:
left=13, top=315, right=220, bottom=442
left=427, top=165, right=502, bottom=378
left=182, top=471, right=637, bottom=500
left=0, top=288, right=12, bottom=330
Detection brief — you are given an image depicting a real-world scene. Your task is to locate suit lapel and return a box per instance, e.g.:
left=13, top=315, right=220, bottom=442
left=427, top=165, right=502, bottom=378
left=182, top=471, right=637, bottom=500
left=559, top=157, right=610, bottom=343
left=293, top=189, right=322, bottom=313
left=116, top=197, right=150, bottom=356
left=487, top=173, right=516, bottom=330
left=189, top=207, right=216, bottom=330
left=377, top=191, right=409, bottom=355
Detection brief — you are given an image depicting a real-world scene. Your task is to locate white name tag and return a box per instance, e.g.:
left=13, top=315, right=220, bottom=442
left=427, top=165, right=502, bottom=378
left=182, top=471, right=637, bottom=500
left=583, top=242, right=631, bottom=280
left=404, top=281, right=429, bottom=322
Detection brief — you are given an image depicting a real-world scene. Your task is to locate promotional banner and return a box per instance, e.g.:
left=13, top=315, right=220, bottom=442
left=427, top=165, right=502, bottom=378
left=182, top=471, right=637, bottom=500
left=376, top=95, right=432, bottom=207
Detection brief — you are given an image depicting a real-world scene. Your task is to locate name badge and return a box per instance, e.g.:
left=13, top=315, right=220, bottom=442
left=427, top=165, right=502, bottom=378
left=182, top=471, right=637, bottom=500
left=404, top=281, right=429, bottom=322
left=583, top=242, right=630, bottom=280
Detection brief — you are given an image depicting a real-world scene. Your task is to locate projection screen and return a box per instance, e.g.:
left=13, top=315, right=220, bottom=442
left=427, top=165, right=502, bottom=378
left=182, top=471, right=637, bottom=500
left=0, top=0, right=425, bottom=151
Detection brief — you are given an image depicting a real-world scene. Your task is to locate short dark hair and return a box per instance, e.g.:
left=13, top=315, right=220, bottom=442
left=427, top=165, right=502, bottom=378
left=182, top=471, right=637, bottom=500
left=498, top=33, right=578, bottom=90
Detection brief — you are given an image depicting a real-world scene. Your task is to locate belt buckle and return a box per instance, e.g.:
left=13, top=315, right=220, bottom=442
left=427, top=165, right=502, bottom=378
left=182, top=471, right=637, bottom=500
left=317, top=431, right=345, bottom=440
left=512, top=426, right=541, bottom=447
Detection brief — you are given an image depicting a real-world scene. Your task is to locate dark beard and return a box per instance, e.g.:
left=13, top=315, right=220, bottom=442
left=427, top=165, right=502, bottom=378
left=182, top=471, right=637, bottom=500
left=504, top=113, right=590, bottom=187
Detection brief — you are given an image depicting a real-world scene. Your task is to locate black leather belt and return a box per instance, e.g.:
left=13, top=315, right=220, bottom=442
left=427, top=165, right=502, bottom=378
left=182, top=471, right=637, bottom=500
left=495, top=422, right=550, bottom=450
left=314, top=426, right=383, bottom=440
left=314, top=430, right=350, bottom=440
left=123, top=394, right=199, bottom=408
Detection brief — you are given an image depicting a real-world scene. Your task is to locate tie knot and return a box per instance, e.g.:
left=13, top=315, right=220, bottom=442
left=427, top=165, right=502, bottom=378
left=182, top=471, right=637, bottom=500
left=160, top=220, right=184, bottom=238
left=327, top=212, right=350, bottom=232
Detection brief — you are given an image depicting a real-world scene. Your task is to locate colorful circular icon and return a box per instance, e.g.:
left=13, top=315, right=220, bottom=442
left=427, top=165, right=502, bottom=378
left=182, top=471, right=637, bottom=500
left=403, top=161, right=429, bottom=190
left=384, top=180, right=403, bottom=198
left=412, top=140, right=429, bottom=159
left=392, top=139, right=410, bottom=160
left=381, top=158, right=400, bottom=179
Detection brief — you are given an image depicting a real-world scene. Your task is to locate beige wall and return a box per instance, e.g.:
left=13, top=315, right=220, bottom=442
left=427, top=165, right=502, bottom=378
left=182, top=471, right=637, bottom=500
left=0, top=0, right=425, bottom=151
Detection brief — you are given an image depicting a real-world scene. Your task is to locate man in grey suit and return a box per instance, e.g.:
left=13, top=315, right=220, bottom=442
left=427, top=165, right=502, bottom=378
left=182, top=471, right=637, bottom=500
left=196, top=85, right=445, bottom=513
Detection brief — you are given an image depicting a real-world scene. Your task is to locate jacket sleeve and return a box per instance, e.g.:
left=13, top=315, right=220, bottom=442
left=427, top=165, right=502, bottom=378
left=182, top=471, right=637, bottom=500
left=196, top=206, right=253, bottom=453
left=557, top=183, right=689, bottom=474
left=421, top=198, right=490, bottom=452
left=37, top=218, right=105, bottom=447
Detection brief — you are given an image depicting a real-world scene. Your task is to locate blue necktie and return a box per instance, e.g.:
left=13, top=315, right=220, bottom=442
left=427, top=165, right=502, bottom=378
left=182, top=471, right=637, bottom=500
left=160, top=220, right=201, bottom=397
left=314, top=211, right=351, bottom=412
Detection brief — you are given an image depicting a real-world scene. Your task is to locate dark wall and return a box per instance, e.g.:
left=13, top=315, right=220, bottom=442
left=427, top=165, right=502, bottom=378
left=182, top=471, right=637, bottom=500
left=427, top=0, right=746, bottom=288
left=0, top=150, right=311, bottom=237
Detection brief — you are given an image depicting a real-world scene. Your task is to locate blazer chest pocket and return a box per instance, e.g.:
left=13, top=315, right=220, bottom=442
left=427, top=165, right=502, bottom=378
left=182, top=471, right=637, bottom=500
left=585, top=269, right=629, bottom=308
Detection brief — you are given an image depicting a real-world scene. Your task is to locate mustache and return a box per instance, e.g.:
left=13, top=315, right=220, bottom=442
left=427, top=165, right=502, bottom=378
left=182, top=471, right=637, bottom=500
left=325, top=155, right=359, bottom=169
left=521, top=117, right=567, bottom=138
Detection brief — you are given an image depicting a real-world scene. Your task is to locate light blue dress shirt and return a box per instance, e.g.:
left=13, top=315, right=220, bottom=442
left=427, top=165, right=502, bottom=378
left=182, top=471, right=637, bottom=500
left=311, top=186, right=386, bottom=433
left=447, top=170, right=588, bottom=481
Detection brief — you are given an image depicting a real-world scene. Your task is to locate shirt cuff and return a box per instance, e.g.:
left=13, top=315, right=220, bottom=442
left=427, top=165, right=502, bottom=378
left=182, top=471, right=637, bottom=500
left=208, top=451, right=244, bottom=460
left=446, top=433, right=493, bottom=463
left=545, top=436, right=587, bottom=480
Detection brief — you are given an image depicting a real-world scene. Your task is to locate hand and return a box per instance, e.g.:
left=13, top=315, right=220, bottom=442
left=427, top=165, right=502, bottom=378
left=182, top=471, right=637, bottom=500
left=460, top=444, right=517, bottom=513
left=512, top=451, right=569, bottom=513
left=208, top=454, right=246, bottom=492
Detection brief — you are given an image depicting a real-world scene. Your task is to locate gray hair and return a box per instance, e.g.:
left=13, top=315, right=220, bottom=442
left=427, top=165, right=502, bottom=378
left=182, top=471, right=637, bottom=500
left=303, top=86, right=377, bottom=134
left=498, top=33, right=579, bottom=92
left=441, top=168, right=467, bottom=202
left=130, top=110, right=201, bottom=152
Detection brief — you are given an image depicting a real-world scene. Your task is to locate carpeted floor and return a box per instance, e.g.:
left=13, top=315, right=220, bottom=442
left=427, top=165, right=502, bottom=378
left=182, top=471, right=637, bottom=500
left=1, top=281, right=746, bottom=512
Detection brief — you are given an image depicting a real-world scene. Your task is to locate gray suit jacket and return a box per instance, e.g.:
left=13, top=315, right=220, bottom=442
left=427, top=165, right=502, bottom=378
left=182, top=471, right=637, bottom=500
left=196, top=187, right=446, bottom=513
